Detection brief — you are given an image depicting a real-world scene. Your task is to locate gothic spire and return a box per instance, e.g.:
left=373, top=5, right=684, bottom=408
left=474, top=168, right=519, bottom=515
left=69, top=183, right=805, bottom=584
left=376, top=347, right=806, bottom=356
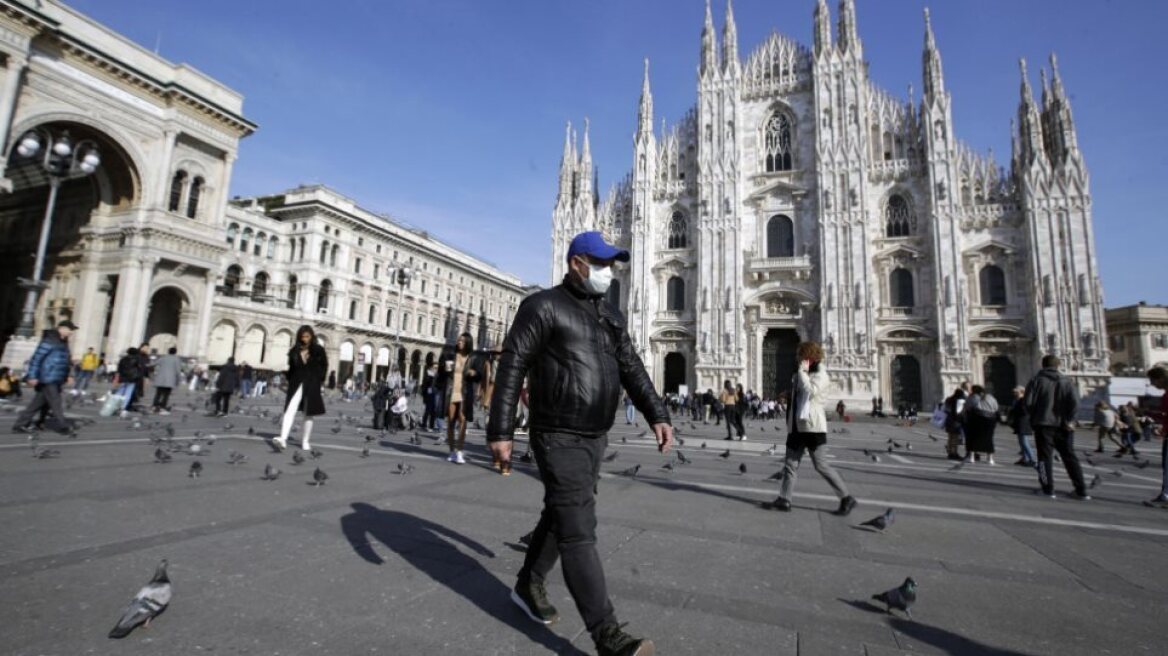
left=837, top=0, right=861, bottom=56
left=722, top=0, right=739, bottom=72
left=922, top=8, right=945, bottom=102
left=1047, top=52, right=1080, bottom=164
left=1016, top=59, right=1046, bottom=166
left=814, top=0, right=832, bottom=56
left=637, top=58, right=654, bottom=143
left=557, top=120, right=574, bottom=204
left=581, top=117, right=592, bottom=166
left=700, top=0, right=718, bottom=77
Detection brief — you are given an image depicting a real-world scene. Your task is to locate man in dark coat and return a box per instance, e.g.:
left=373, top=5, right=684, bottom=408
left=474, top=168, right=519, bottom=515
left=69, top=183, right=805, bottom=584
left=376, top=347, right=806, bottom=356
left=12, top=320, right=77, bottom=435
left=1024, top=354, right=1088, bottom=499
left=211, top=357, right=239, bottom=417
left=487, top=231, right=671, bottom=656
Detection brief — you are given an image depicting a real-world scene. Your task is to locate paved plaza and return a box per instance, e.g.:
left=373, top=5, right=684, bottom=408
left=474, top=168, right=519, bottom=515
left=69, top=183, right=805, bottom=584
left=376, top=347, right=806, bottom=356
left=1, top=388, right=1165, bottom=655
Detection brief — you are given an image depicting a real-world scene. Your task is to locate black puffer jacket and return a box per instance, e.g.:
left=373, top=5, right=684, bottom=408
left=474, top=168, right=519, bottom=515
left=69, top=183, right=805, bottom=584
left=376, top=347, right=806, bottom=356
left=1024, top=367, right=1078, bottom=429
left=488, top=275, right=670, bottom=441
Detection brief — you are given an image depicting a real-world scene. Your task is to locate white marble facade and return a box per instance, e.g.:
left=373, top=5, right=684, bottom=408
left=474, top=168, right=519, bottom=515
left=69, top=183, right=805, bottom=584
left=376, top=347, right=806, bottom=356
left=551, top=0, right=1110, bottom=409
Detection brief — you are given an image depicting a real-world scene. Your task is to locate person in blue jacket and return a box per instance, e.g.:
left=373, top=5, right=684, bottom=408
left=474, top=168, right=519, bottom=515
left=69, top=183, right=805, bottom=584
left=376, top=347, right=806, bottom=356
left=12, top=320, right=77, bottom=435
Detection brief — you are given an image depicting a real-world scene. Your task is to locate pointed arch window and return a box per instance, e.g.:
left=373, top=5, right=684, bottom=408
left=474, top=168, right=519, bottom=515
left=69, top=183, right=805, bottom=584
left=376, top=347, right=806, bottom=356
left=168, top=170, right=187, bottom=212
left=763, top=112, right=793, bottom=172
left=979, top=265, right=1007, bottom=306
left=889, top=268, right=914, bottom=308
left=186, top=176, right=204, bottom=218
left=667, top=211, right=688, bottom=249
left=666, top=276, right=685, bottom=312
left=885, top=194, right=914, bottom=237
left=766, top=215, right=795, bottom=257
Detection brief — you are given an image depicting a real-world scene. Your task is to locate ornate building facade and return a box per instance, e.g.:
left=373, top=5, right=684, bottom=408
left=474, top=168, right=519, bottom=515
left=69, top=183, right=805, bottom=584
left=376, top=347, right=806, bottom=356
left=552, top=0, right=1110, bottom=409
left=0, top=0, right=528, bottom=380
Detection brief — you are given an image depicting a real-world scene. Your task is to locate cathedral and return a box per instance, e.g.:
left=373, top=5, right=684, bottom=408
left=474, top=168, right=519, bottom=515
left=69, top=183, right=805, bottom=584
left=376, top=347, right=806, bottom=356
left=550, top=0, right=1110, bottom=410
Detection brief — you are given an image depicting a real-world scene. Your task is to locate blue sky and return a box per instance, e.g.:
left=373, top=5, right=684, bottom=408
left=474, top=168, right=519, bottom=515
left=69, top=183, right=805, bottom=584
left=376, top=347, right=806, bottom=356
left=68, top=0, right=1165, bottom=303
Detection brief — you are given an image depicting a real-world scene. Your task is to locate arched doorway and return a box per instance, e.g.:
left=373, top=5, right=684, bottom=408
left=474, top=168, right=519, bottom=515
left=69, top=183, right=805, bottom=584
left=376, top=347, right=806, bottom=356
left=983, top=356, right=1016, bottom=407
left=663, top=352, right=686, bottom=395
left=762, top=328, right=799, bottom=399
left=410, top=349, right=422, bottom=383
left=890, top=355, right=922, bottom=410
left=268, top=329, right=293, bottom=370
left=0, top=121, right=139, bottom=354
left=375, top=346, right=391, bottom=381
left=207, top=321, right=236, bottom=365
left=238, top=325, right=266, bottom=368
left=145, top=287, right=184, bottom=353
left=359, top=343, right=374, bottom=382
left=337, top=340, right=355, bottom=384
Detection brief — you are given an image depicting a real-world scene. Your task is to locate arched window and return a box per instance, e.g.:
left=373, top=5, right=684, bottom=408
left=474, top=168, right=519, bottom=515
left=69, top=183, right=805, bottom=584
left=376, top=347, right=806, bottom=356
left=431, top=318, right=438, bottom=336
left=417, top=315, right=425, bottom=333
left=224, top=265, right=242, bottom=296
left=317, top=279, right=332, bottom=312
left=402, top=312, right=410, bottom=332
left=320, top=241, right=329, bottom=264
left=979, top=265, right=1007, bottom=306
left=766, top=215, right=795, bottom=258
left=385, top=308, right=393, bottom=327
left=267, top=237, right=278, bottom=259
left=254, top=232, right=265, bottom=257
left=666, top=276, right=685, bottom=312
left=168, top=170, right=187, bottom=212
left=240, top=228, right=252, bottom=254
left=885, top=194, right=913, bottom=237
left=226, top=223, right=239, bottom=247
left=252, top=271, right=269, bottom=298
left=287, top=275, right=298, bottom=307
left=890, top=268, right=914, bottom=308
left=349, top=300, right=358, bottom=320
left=186, top=176, right=204, bottom=218
left=763, top=112, right=793, bottom=172
left=330, top=244, right=339, bottom=268
left=368, top=304, right=377, bottom=324
left=299, top=237, right=306, bottom=261
left=667, top=211, right=687, bottom=249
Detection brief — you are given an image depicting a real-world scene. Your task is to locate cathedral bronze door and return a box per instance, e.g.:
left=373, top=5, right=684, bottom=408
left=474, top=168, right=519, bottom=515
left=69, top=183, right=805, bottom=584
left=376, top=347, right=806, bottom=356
left=663, top=352, right=685, bottom=394
left=890, top=355, right=922, bottom=410
left=982, top=356, right=1016, bottom=408
left=762, top=329, right=799, bottom=399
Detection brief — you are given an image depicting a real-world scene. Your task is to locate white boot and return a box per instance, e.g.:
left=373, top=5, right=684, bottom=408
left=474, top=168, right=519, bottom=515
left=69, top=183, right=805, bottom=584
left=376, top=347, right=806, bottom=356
left=301, top=418, right=314, bottom=451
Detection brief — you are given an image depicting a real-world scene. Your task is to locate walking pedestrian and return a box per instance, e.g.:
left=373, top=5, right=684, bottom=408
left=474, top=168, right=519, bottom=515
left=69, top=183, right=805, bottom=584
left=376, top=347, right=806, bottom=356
left=74, top=347, right=99, bottom=391
left=1024, top=355, right=1089, bottom=499
left=1093, top=401, right=1123, bottom=453
left=486, top=230, right=671, bottom=655
left=129, top=343, right=152, bottom=412
left=765, top=341, right=857, bottom=515
left=421, top=362, right=438, bottom=431
left=114, top=347, right=144, bottom=416
left=239, top=362, right=254, bottom=398
left=1006, top=386, right=1036, bottom=466
left=942, top=386, right=968, bottom=461
left=1116, top=402, right=1140, bottom=458
left=0, top=366, right=22, bottom=400
left=836, top=399, right=847, bottom=421
left=623, top=392, right=636, bottom=425
left=961, top=385, right=998, bottom=465
left=273, top=325, right=327, bottom=451
left=720, top=380, right=745, bottom=440
left=150, top=347, right=182, bottom=414
left=1142, top=367, right=1168, bottom=508
left=435, top=333, right=484, bottom=465
left=11, top=320, right=77, bottom=435
left=210, top=358, right=238, bottom=417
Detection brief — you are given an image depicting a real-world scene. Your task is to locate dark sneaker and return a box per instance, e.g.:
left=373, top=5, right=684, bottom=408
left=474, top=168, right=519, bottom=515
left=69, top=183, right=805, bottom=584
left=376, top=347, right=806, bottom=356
left=510, top=579, right=559, bottom=625
left=835, top=496, right=857, bottom=516
left=595, top=623, right=655, bottom=656
left=12, top=423, right=35, bottom=433
left=761, top=497, right=791, bottom=511
left=1070, top=491, right=1092, bottom=501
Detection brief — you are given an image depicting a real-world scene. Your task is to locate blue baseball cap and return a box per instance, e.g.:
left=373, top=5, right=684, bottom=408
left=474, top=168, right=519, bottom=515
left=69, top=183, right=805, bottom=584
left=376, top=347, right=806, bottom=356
left=567, top=231, right=629, bottom=263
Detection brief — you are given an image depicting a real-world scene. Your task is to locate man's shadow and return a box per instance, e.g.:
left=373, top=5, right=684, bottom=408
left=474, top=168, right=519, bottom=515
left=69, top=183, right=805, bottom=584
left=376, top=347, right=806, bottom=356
left=340, top=503, right=584, bottom=654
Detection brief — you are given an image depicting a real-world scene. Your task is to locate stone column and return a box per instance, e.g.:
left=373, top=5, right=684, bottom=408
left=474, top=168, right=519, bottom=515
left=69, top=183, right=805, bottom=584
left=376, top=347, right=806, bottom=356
left=107, top=258, right=146, bottom=353
left=0, top=55, right=28, bottom=188
left=193, top=271, right=217, bottom=361
left=154, top=130, right=177, bottom=209
left=70, top=260, right=105, bottom=358
left=178, top=307, right=199, bottom=356
left=128, top=258, right=159, bottom=346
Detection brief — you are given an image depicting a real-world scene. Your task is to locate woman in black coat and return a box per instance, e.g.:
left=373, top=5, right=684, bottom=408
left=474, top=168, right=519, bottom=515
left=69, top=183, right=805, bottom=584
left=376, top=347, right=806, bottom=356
left=274, top=325, right=328, bottom=451
left=434, top=332, right=484, bottom=464
left=211, top=357, right=239, bottom=417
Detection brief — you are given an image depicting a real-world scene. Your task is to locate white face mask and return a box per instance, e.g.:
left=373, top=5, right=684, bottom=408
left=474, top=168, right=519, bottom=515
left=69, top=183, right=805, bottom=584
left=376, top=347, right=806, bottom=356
left=583, top=262, right=613, bottom=295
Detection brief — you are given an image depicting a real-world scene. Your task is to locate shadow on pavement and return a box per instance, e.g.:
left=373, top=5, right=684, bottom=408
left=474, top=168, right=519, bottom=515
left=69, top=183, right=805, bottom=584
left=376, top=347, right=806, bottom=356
left=339, top=502, right=584, bottom=654
left=889, top=617, right=1033, bottom=656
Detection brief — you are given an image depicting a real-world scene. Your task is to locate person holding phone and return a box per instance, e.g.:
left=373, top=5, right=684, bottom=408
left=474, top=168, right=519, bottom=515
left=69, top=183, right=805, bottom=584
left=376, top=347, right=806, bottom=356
left=765, top=341, right=857, bottom=515
left=435, top=333, right=483, bottom=464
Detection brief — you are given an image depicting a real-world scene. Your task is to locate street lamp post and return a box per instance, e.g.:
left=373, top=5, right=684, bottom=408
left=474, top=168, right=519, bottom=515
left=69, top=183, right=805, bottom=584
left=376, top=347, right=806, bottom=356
left=11, top=128, right=102, bottom=338
left=388, top=261, right=413, bottom=378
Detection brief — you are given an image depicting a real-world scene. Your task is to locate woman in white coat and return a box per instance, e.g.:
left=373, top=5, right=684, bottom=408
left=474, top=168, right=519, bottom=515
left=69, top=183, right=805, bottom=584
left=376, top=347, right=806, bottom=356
left=766, top=341, right=857, bottom=515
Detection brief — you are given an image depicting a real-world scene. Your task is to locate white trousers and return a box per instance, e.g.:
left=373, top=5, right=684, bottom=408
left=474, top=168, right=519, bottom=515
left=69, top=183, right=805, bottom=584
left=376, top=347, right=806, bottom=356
left=280, top=384, right=314, bottom=446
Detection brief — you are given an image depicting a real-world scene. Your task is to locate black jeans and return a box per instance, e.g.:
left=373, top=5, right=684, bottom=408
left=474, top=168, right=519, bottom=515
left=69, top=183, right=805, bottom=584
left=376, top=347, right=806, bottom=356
left=1034, top=426, right=1087, bottom=495
left=16, top=383, right=70, bottom=433
left=520, top=431, right=616, bottom=638
left=212, top=391, right=231, bottom=414
left=152, top=387, right=172, bottom=410
left=724, top=406, right=745, bottom=439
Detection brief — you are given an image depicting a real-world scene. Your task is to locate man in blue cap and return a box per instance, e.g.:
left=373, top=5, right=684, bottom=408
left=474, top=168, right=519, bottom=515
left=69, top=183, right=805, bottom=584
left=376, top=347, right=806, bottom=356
left=488, top=231, right=671, bottom=656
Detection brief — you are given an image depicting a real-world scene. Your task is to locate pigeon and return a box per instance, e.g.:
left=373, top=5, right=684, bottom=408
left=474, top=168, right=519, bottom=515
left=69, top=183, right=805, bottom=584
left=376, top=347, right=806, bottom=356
left=764, top=444, right=777, bottom=456
left=227, top=451, right=247, bottom=465
left=871, top=455, right=881, bottom=463
left=860, top=508, right=896, bottom=532
left=700, top=442, right=707, bottom=449
left=108, top=559, right=172, bottom=639
left=205, top=436, right=217, bottom=446
left=767, top=469, right=783, bottom=480
left=291, top=450, right=306, bottom=465
left=619, top=464, right=641, bottom=477
left=223, top=423, right=234, bottom=430
left=603, top=450, right=619, bottom=462
left=1089, top=474, right=1102, bottom=489
left=928, top=434, right=939, bottom=442
left=676, top=450, right=691, bottom=465
left=396, top=462, right=415, bottom=475
left=872, top=577, right=916, bottom=618
left=262, top=464, right=281, bottom=481
left=310, top=448, right=324, bottom=459
left=689, top=422, right=697, bottom=430
left=188, top=461, right=202, bottom=478
left=247, top=426, right=255, bottom=436
left=165, top=424, right=175, bottom=438
left=33, top=447, right=61, bottom=459
left=760, top=426, right=766, bottom=432
left=621, top=436, right=627, bottom=443
left=1136, top=460, right=1151, bottom=470
left=637, top=430, right=648, bottom=438
left=519, top=449, right=534, bottom=464
left=906, top=443, right=913, bottom=451
left=661, top=461, right=674, bottom=472
left=1111, top=469, right=1124, bottom=478
left=312, top=467, right=329, bottom=486
left=719, top=449, right=731, bottom=459
left=365, top=434, right=376, bottom=444
left=738, top=463, right=747, bottom=474
left=892, top=441, right=903, bottom=448
left=887, top=445, right=894, bottom=453
left=676, top=437, right=684, bottom=446
left=360, top=446, right=370, bottom=458
left=331, top=425, right=341, bottom=434
left=187, top=443, right=202, bottom=456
